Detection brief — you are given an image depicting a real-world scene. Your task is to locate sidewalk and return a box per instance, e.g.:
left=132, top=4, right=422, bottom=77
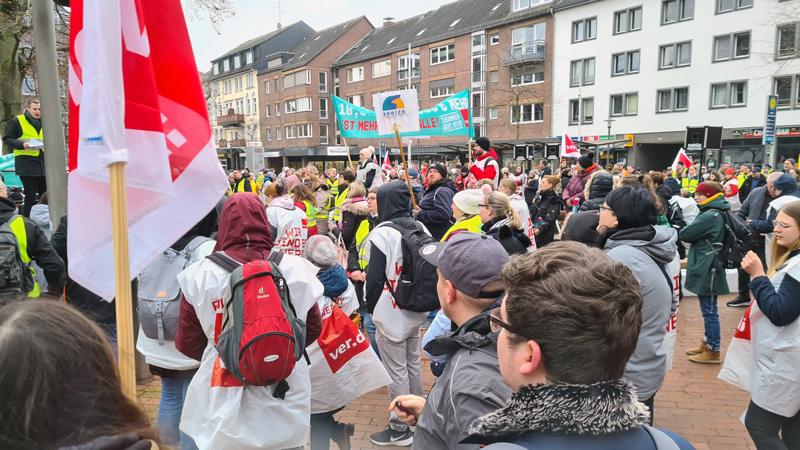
left=136, top=293, right=756, bottom=450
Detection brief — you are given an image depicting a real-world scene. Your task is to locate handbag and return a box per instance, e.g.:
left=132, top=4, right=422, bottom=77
left=335, top=235, right=349, bottom=269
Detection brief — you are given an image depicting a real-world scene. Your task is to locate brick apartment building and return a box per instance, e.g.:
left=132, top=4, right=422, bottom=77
left=257, top=17, right=374, bottom=170
left=206, top=21, right=314, bottom=170
left=331, top=0, right=555, bottom=169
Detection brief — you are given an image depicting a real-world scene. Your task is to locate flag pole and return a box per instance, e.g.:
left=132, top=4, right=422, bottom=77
left=392, top=124, right=417, bottom=210
left=109, top=161, right=136, bottom=400
left=342, top=136, right=355, bottom=170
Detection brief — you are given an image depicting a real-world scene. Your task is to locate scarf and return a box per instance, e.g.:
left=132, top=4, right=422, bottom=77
left=24, top=110, right=41, bottom=130
left=699, top=192, right=724, bottom=206
left=318, top=264, right=349, bottom=298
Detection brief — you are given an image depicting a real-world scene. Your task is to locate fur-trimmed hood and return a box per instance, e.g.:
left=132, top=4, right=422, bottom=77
left=340, top=198, right=370, bottom=216
left=465, top=380, right=649, bottom=444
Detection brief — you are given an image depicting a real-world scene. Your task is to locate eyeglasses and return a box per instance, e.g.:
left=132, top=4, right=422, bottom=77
left=773, top=220, right=794, bottom=230
left=598, top=205, right=613, bottom=214
left=478, top=204, right=490, bottom=209
left=487, top=308, right=517, bottom=334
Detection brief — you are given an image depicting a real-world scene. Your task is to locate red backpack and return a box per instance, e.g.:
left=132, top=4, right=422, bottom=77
left=207, top=252, right=308, bottom=398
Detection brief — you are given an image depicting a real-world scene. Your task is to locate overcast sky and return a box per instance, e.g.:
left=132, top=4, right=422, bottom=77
left=186, top=0, right=452, bottom=71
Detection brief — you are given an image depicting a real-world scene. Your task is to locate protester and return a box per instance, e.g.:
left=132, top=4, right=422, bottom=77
left=339, top=181, right=369, bottom=250
left=2, top=98, right=46, bottom=217
left=724, top=168, right=742, bottom=212
left=29, top=193, right=51, bottom=291
left=523, top=172, right=539, bottom=204
left=784, top=158, right=796, bottom=173
left=498, top=179, right=533, bottom=237
left=511, top=166, right=526, bottom=187
left=598, top=186, right=679, bottom=424
left=364, top=181, right=429, bottom=446
left=311, top=176, right=332, bottom=235
left=175, top=193, right=323, bottom=450
left=527, top=175, right=562, bottom=248
left=750, top=173, right=800, bottom=262
left=347, top=186, right=381, bottom=359
left=730, top=172, right=781, bottom=307
left=407, top=168, right=424, bottom=209
left=301, top=235, right=359, bottom=450
left=420, top=309, right=451, bottom=376
left=389, top=232, right=513, bottom=449
left=560, top=167, right=572, bottom=192
left=231, top=169, right=255, bottom=194
left=415, top=163, right=457, bottom=241
left=579, top=171, right=613, bottom=211
left=265, top=184, right=309, bottom=256
left=326, top=167, right=340, bottom=197
left=562, top=152, right=599, bottom=208
left=461, top=242, right=694, bottom=449
left=456, top=166, right=472, bottom=191
left=291, top=184, right=319, bottom=237
left=0, top=301, right=162, bottom=450
left=480, top=191, right=532, bottom=255
left=737, top=201, right=800, bottom=449
left=468, top=137, right=500, bottom=186
left=333, top=169, right=355, bottom=226
left=356, top=147, right=380, bottom=189
left=679, top=182, right=730, bottom=364
left=441, top=189, right=484, bottom=241
left=681, top=166, right=699, bottom=195
left=671, top=187, right=699, bottom=226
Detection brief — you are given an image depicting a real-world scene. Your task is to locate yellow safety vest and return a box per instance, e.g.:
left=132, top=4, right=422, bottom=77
left=355, top=219, right=372, bottom=270
left=738, top=173, right=748, bottom=187
left=9, top=216, right=39, bottom=297
left=328, top=179, right=339, bottom=197
left=333, top=187, right=348, bottom=222
left=302, top=200, right=317, bottom=229
left=15, top=115, right=43, bottom=158
left=235, top=178, right=257, bottom=194
left=441, top=214, right=484, bottom=242
left=681, top=177, right=698, bottom=194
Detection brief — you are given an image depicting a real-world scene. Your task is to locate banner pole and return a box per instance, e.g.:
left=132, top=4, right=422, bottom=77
left=342, top=136, right=354, bottom=170
left=393, top=126, right=418, bottom=210
left=109, top=161, right=136, bottom=400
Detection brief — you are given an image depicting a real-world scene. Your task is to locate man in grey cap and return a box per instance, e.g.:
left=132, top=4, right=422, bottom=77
left=388, top=232, right=513, bottom=449
left=784, top=158, right=797, bottom=173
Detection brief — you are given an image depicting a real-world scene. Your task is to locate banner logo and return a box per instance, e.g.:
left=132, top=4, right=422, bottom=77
left=382, top=95, right=406, bottom=117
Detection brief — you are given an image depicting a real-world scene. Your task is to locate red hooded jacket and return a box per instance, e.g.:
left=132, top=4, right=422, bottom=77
left=470, top=149, right=500, bottom=184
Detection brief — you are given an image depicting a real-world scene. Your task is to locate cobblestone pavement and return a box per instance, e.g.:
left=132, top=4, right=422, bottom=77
left=137, top=293, right=757, bottom=449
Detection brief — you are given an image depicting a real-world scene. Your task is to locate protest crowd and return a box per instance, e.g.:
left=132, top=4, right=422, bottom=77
left=3, top=122, right=800, bottom=450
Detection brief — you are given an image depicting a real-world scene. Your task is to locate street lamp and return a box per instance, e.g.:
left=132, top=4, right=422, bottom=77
left=604, top=118, right=616, bottom=168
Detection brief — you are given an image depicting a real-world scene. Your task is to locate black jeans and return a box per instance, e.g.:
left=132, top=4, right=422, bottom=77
left=641, top=393, right=656, bottom=426
left=738, top=244, right=767, bottom=296
left=19, top=175, right=47, bottom=218
left=745, top=401, right=800, bottom=450
left=310, top=407, right=346, bottom=450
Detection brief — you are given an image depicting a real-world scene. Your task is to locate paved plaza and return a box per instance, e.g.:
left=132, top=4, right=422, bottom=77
left=137, top=293, right=757, bottom=450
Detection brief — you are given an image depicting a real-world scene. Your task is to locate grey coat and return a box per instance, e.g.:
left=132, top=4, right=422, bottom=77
left=605, top=225, right=678, bottom=399
left=413, top=311, right=512, bottom=450
left=737, top=185, right=771, bottom=223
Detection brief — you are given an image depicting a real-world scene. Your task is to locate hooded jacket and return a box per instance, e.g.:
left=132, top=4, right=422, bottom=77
left=562, top=210, right=600, bottom=247
left=357, top=158, right=379, bottom=188
left=579, top=172, right=614, bottom=211
left=417, top=177, right=457, bottom=241
left=679, top=194, right=731, bottom=296
left=340, top=197, right=370, bottom=250
left=528, top=188, right=562, bottom=248
left=267, top=196, right=308, bottom=256
left=463, top=380, right=694, bottom=450
left=562, top=165, right=600, bottom=205
left=604, top=225, right=678, bottom=399
left=654, top=184, right=673, bottom=215
left=413, top=311, right=513, bottom=450
left=470, top=149, right=500, bottom=186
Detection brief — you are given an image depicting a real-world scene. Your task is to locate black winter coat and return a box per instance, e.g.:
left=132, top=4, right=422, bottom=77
left=339, top=198, right=370, bottom=251
left=2, top=113, right=46, bottom=177
left=739, top=175, right=767, bottom=203
left=528, top=188, right=562, bottom=248
left=579, top=172, right=614, bottom=211
left=416, top=178, right=457, bottom=241
left=482, top=216, right=532, bottom=255
left=523, top=180, right=539, bottom=205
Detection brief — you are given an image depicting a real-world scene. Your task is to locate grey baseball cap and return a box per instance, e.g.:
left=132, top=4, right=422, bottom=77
left=419, top=232, right=509, bottom=298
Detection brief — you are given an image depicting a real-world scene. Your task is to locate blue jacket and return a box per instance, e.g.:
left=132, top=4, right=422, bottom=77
left=416, top=177, right=457, bottom=241
left=751, top=189, right=800, bottom=233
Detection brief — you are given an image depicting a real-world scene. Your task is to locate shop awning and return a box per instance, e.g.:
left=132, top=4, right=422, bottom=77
left=577, top=139, right=632, bottom=151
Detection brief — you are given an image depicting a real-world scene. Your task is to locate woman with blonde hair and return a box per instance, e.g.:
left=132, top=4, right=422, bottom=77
left=736, top=200, right=800, bottom=448
left=291, top=183, right=319, bottom=236
left=479, top=191, right=532, bottom=255
left=499, top=178, right=534, bottom=239
left=339, top=181, right=369, bottom=251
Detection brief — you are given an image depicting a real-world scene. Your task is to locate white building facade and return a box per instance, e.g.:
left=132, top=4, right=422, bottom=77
left=552, top=0, right=800, bottom=170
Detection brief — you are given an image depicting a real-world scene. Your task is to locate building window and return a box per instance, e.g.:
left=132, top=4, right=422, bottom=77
left=570, top=58, right=595, bottom=86
left=285, top=100, right=296, bottom=114
left=246, top=97, right=251, bottom=115
left=612, top=50, right=640, bottom=76
left=267, top=129, right=271, bottom=141
left=224, top=80, right=231, bottom=94
left=246, top=73, right=253, bottom=88
left=711, top=81, right=747, bottom=108
left=717, top=0, right=752, bottom=14
left=489, top=107, right=498, bottom=119
left=346, top=66, right=364, bottom=82
left=489, top=70, right=499, bottom=82
left=572, top=17, right=597, bottom=43
left=223, top=59, right=230, bottom=71
left=490, top=34, right=499, bottom=45
left=347, top=94, right=365, bottom=107
left=614, top=7, right=642, bottom=34
left=511, top=66, right=545, bottom=86
left=320, top=98, right=328, bottom=119
left=398, top=53, right=420, bottom=81
left=662, top=0, right=693, bottom=24
left=246, top=52, right=253, bottom=64
left=714, top=32, right=750, bottom=61
left=296, top=97, right=312, bottom=112
left=657, top=87, right=689, bottom=112
left=274, top=78, right=279, bottom=91
left=778, top=23, right=800, bottom=59
left=372, top=60, right=392, bottom=78
left=285, top=126, right=296, bottom=139
left=510, top=103, right=544, bottom=124
left=774, top=75, right=800, bottom=109
left=276, top=128, right=281, bottom=140
left=319, top=71, right=328, bottom=93
left=511, top=23, right=546, bottom=59
left=320, top=125, right=329, bottom=144
left=264, top=80, right=269, bottom=94
left=235, top=99, right=243, bottom=114
left=569, top=98, right=594, bottom=124
left=297, top=124, right=312, bottom=138
left=430, top=78, right=456, bottom=98
left=275, top=102, right=280, bottom=116
left=265, top=104, right=270, bottom=117
left=511, top=0, right=552, bottom=13
left=234, top=55, right=241, bottom=68
left=430, top=43, right=455, bottom=65
left=213, top=63, right=219, bottom=75
left=610, top=92, right=639, bottom=116
left=660, top=41, right=692, bottom=69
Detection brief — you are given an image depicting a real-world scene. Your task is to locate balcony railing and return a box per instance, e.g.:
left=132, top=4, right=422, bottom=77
left=217, top=112, right=245, bottom=127
left=397, top=68, right=420, bottom=82
left=502, top=43, right=546, bottom=66
left=218, top=139, right=228, bottom=148
left=471, top=72, right=485, bottom=83
left=229, top=139, right=246, bottom=147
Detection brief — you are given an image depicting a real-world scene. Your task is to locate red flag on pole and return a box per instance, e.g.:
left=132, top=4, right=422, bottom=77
left=670, top=148, right=693, bottom=170
left=382, top=153, right=392, bottom=171
left=68, top=0, right=228, bottom=299
left=560, top=132, right=581, bottom=158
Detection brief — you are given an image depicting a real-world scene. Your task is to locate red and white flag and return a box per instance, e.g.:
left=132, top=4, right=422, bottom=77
left=561, top=132, right=580, bottom=158
left=382, top=153, right=392, bottom=171
left=68, top=0, right=228, bottom=299
left=670, top=148, right=693, bottom=170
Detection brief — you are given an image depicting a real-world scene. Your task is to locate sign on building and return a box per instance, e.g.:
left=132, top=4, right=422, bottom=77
left=764, top=95, right=778, bottom=145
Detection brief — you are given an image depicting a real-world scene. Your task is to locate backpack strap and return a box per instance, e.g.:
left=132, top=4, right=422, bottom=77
left=205, top=252, right=240, bottom=273
left=642, top=425, right=681, bottom=450
left=267, top=250, right=284, bottom=265
left=380, top=221, right=412, bottom=297
left=265, top=250, right=310, bottom=365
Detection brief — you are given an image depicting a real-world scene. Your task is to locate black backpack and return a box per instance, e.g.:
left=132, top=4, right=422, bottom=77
left=381, top=220, right=440, bottom=312
left=705, top=208, right=753, bottom=269
left=667, top=201, right=687, bottom=231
